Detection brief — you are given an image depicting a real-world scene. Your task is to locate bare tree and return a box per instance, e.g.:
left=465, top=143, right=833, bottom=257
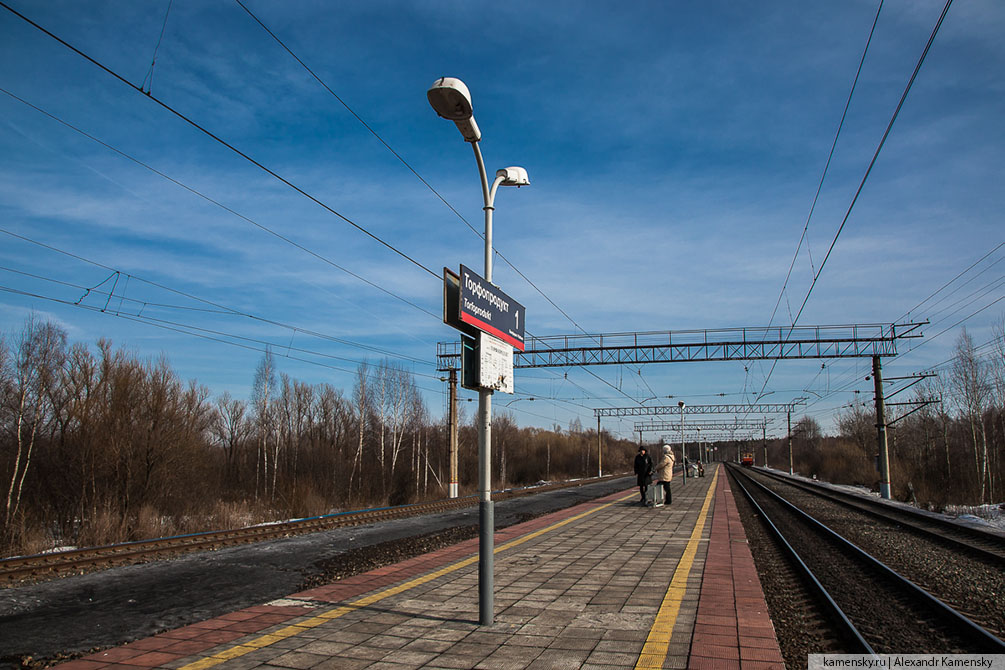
left=990, top=316, right=1005, bottom=497
left=252, top=350, right=277, bottom=501
left=314, top=383, right=350, bottom=499
left=275, top=374, right=313, bottom=485
left=350, top=362, right=372, bottom=498
left=3, top=317, right=66, bottom=529
left=410, top=392, right=429, bottom=497
left=495, top=412, right=518, bottom=487
left=950, top=328, right=993, bottom=501
left=213, top=392, right=249, bottom=483
left=836, top=402, right=874, bottom=455
left=382, top=363, right=414, bottom=492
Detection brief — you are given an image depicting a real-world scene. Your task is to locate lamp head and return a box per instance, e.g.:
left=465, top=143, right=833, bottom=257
left=496, top=167, right=530, bottom=186
left=427, top=77, right=481, bottom=142
left=678, top=401, right=685, bottom=408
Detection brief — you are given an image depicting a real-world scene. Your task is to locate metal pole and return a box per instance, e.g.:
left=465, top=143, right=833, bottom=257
left=449, top=368, right=458, bottom=498
left=472, top=141, right=495, bottom=625
left=597, top=416, right=603, bottom=477
left=680, top=405, right=686, bottom=485
left=873, top=355, right=892, bottom=500
left=787, top=410, right=793, bottom=476
left=762, top=425, right=767, bottom=468
left=477, top=389, right=493, bottom=623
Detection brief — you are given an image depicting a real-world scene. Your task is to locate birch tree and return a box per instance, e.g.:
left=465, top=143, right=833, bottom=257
left=350, top=362, right=372, bottom=498
left=3, top=317, right=66, bottom=529
left=252, top=350, right=277, bottom=501
left=950, top=328, right=992, bottom=501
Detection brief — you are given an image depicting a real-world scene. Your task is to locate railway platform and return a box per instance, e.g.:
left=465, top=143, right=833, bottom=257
left=56, top=465, right=784, bottom=670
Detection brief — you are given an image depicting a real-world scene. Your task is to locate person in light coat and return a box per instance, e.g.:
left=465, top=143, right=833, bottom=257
left=656, top=444, right=676, bottom=505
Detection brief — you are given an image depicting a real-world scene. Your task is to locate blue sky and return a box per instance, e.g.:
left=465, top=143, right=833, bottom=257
left=1, top=0, right=1002, bottom=440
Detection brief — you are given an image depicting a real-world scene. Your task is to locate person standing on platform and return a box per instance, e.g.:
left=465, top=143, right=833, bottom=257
left=634, top=445, right=653, bottom=505
left=656, top=444, right=675, bottom=505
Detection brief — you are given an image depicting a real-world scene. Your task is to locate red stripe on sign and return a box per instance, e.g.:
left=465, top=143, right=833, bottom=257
left=460, top=313, right=525, bottom=351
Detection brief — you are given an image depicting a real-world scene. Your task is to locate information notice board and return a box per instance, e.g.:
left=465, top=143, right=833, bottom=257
left=478, top=331, right=513, bottom=394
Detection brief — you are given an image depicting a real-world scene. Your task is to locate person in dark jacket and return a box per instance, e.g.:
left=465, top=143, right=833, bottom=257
left=633, top=445, right=654, bottom=505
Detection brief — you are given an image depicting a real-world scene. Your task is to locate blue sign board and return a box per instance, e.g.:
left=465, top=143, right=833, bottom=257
left=458, top=265, right=525, bottom=351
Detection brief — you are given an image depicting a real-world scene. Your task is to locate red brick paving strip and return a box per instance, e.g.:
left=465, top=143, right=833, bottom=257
left=688, top=473, right=785, bottom=670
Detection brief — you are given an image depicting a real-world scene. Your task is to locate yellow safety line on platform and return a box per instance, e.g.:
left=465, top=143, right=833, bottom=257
left=179, top=490, right=637, bottom=670
left=635, top=468, right=718, bottom=670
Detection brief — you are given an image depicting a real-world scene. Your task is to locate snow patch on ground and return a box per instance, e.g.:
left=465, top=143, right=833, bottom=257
left=944, top=504, right=1005, bottom=531
left=761, top=466, right=1005, bottom=532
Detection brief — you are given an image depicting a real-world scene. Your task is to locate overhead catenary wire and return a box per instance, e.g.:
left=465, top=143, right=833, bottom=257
left=3, top=2, right=984, bottom=434
left=748, top=0, right=884, bottom=417
left=786, top=292, right=1004, bottom=426
left=233, top=0, right=603, bottom=341
left=231, top=2, right=650, bottom=410
left=895, top=241, right=1005, bottom=323
left=797, top=241, right=1005, bottom=407
left=925, top=276, right=1005, bottom=325
left=817, top=328, right=1004, bottom=421
left=0, top=1, right=439, bottom=281
left=819, top=263, right=1005, bottom=400
left=790, top=0, right=955, bottom=328
left=0, top=230, right=433, bottom=365
left=0, top=83, right=608, bottom=428
left=912, top=264, right=1005, bottom=324
left=765, top=0, right=885, bottom=332
left=0, top=86, right=442, bottom=323
left=751, top=0, right=955, bottom=407
left=0, top=266, right=432, bottom=367
left=140, top=0, right=173, bottom=95
left=0, top=282, right=449, bottom=388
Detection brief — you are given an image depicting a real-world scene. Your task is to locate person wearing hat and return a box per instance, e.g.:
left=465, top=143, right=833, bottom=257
left=633, top=445, right=654, bottom=505
left=656, top=444, right=676, bottom=505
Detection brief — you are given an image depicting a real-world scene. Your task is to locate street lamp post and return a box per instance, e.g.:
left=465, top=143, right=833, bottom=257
left=428, top=77, right=529, bottom=626
left=678, top=401, right=686, bottom=484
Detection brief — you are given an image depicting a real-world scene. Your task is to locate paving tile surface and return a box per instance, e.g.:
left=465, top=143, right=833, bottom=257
left=55, top=467, right=783, bottom=669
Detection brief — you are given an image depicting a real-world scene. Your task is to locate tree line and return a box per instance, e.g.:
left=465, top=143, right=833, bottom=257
left=0, top=316, right=636, bottom=556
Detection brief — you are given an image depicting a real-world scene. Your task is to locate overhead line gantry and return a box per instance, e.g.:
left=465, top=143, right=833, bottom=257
left=594, top=402, right=803, bottom=418
left=436, top=322, right=924, bottom=370
left=635, top=419, right=771, bottom=433
left=437, top=321, right=926, bottom=499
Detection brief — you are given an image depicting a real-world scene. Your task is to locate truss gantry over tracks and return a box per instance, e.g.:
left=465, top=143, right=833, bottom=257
left=635, top=419, right=771, bottom=433
left=660, top=432, right=758, bottom=442
left=595, top=402, right=802, bottom=419
left=436, top=322, right=925, bottom=371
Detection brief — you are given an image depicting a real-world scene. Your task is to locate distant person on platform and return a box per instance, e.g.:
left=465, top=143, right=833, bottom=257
left=656, top=444, right=676, bottom=505
left=634, top=445, right=653, bottom=505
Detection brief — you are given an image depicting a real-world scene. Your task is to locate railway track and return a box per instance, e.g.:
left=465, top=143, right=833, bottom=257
left=0, top=477, right=609, bottom=585
left=727, top=467, right=866, bottom=664
left=753, top=466, right=1005, bottom=563
left=728, top=463, right=1005, bottom=654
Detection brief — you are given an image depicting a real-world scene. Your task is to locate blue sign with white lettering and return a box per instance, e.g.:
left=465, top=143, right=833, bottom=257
left=458, top=265, right=525, bottom=351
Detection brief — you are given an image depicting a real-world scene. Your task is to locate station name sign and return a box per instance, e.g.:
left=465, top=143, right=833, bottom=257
left=458, top=264, right=525, bottom=351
